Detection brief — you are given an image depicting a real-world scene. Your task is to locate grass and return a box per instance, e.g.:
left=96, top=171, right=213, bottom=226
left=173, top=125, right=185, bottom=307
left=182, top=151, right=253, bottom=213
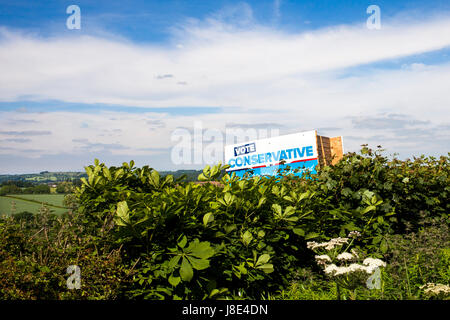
left=0, top=194, right=68, bottom=215
left=9, top=194, right=66, bottom=207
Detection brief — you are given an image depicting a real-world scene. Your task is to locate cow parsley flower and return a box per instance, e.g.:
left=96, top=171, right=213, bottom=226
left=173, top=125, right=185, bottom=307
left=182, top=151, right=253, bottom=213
left=325, top=237, right=349, bottom=250
left=334, top=266, right=350, bottom=276
left=307, top=241, right=319, bottom=250
left=315, top=254, right=332, bottom=265
left=307, top=237, right=350, bottom=251
left=362, top=258, right=386, bottom=268
left=348, top=263, right=371, bottom=274
left=323, top=263, right=370, bottom=276
left=350, top=249, right=359, bottom=259
left=324, top=264, right=339, bottom=275
left=348, top=231, right=361, bottom=238
left=362, top=258, right=386, bottom=273
left=337, top=252, right=354, bottom=261
left=420, top=283, right=450, bottom=297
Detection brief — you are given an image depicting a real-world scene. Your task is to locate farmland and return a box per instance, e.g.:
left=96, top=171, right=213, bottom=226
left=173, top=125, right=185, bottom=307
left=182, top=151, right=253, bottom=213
left=0, top=169, right=202, bottom=185
left=0, top=172, right=87, bottom=184
left=0, top=194, right=68, bottom=216
left=8, top=194, right=66, bottom=207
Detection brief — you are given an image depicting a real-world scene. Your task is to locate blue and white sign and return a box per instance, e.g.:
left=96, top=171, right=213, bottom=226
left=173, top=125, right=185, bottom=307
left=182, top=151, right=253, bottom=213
left=225, top=130, right=319, bottom=178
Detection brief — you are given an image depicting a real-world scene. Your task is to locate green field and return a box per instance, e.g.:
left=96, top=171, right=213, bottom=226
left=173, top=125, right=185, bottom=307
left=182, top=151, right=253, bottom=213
left=0, top=194, right=68, bottom=215
left=11, top=194, right=66, bottom=207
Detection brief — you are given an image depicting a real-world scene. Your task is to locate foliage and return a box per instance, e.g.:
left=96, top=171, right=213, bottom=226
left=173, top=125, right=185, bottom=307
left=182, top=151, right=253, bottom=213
left=306, top=235, right=387, bottom=300
left=23, top=184, right=51, bottom=194
left=1, top=180, right=34, bottom=188
left=0, top=183, right=51, bottom=195
left=267, top=268, right=337, bottom=300
left=71, top=148, right=448, bottom=299
left=277, top=215, right=449, bottom=300
left=377, top=215, right=450, bottom=299
left=0, top=184, right=22, bottom=196
left=0, top=147, right=448, bottom=300
left=0, top=209, right=132, bottom=299
left=56, top=181, right=75, bottom=194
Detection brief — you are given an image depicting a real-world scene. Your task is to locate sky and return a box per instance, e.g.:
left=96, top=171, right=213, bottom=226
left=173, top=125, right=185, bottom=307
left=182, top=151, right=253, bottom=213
left=0, top=0, right=449, bottom=173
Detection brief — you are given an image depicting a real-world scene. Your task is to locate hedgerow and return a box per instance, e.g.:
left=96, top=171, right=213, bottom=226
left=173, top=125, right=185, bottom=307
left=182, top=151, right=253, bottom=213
left=0, top=146, right=448, bottom=299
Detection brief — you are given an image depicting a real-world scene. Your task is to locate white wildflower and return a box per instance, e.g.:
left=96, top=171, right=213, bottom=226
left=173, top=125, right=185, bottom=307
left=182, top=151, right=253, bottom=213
left=334, top=264, right=367, bottom=276
left=324, top=264, right=339, bottom=275
left=420, top=283, right=450, bottom=296
left=324, top=237, right=349, bottom=250
left=315, top=254, right=332, bottom=262
left=307, top=241, right=330, bottom=250
left=365, top=265, right=374, bottom=273
left=347, top=263, right=368, bottom=273
left=337, top=252, right=354, bottom=261
left=348, top=231, right=361, bottom=238
left=307, top=238, right=350, bottom=252
left=307, top=241, right=319, bottom=250
left=324, top=263, right=369, bottom=276
left=334, top=266, right=350, bottom=276
left=333, top=237, right=350, bottom=245
left=362, top=258, right=386, bottom=268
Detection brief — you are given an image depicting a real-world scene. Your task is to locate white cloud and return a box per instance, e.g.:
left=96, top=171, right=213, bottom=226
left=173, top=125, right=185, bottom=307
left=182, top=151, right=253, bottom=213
left=1, top=14, right=450, bottom=107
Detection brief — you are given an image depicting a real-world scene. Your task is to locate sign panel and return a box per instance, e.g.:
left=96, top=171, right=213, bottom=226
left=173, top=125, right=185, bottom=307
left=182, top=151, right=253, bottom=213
left=224, top=130, right=319, bottom=178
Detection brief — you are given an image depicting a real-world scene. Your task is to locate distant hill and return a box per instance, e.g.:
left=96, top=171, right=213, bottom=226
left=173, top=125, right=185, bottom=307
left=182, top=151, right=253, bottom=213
left=0, top=169, right=203, bottom=184
left=0, top=172, right=87, bottom=184
left=160, top=170, right=202, bottom=182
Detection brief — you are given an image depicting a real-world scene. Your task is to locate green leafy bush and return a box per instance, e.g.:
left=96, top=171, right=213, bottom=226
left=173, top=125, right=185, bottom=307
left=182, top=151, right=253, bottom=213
left=0, top=147, right=447, bottom=300
left=0, top=210, right=131, bottom=299
left=71, top=148, right=448, bottom=299
left=379, top=215, right=450, bottom=299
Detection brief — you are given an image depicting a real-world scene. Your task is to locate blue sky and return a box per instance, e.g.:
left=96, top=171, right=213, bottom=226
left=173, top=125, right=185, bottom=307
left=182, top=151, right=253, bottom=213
left=1, top=1, right=449, bottom=40
left=0, top=0, right=449, bottom=173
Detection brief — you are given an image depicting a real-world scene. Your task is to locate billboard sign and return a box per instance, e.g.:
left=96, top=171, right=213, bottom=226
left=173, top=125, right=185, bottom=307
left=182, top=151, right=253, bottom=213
left=224, top=130, right=319, bottom=178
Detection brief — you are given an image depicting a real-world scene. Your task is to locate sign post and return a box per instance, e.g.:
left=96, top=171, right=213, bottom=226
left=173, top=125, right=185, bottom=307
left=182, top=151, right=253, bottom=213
left=224, top=130, right=344, bottom=178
